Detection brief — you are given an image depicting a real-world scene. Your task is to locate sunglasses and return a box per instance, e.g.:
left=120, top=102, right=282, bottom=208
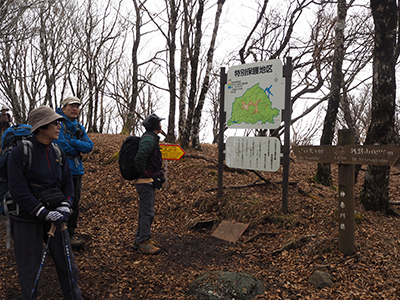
left=50, top=120, right=61, bottom=126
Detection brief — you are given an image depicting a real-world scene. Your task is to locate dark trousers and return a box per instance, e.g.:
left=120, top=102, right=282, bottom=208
left=11, top=219, right=82, bottom=300
left=135, top=183, right=155, bottom=243
left=68, top=175, right=82, bottom=237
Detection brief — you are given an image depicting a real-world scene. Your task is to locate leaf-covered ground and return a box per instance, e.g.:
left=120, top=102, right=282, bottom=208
left=1, top=133, right=400, bottom=299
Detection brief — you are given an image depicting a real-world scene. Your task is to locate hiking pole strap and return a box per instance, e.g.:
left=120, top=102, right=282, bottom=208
left=3, top=198, right=10, bottom=250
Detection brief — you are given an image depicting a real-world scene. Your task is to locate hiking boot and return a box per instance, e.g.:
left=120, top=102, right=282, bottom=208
left=133, top=240, right=139, bottom=249
left=137, top=240, right=161, bottom=255
left=70, top=235, right=85, bottom=248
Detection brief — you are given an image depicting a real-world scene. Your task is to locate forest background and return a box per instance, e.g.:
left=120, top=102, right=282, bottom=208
left=0, top=0, right=399, bottom=211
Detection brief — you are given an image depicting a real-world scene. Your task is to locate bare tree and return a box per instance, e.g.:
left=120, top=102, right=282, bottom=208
left=314, top=0, right=350, bottom=186
left=0, top=0, right=35, bottom=122
left=360, top=0, right=398, bottom=214
left=235, top=0, right=327, bottom=140
left=74, top=0, right=124, bottom=133
left=206, top=69, right=222, bottom=144
left=121, top=0, right=144, bottom=135
left=191, top=0, right=225, bottom=149
left=165, top=0, right=179, bottom=142
left=175, top=0, right=225, bottom=149
left=180, top=0, right=204, bottom=148
left=141, top=0, right=179, bottom=141
left=178, top=0, right=191, bottom=143
left=37, top=0, right=78, bottom=108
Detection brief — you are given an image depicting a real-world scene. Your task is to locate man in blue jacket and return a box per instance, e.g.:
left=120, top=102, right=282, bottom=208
left=55, top=96, right=93, bottom=247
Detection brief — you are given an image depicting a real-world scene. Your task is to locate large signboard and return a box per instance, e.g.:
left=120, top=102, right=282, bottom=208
left=225, top=60, right=285, bottom=129
left=225, top=136, right=281, bottom=172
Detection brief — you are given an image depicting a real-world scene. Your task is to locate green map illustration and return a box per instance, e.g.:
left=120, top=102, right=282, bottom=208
left=227, top=83, right=280, bottom=126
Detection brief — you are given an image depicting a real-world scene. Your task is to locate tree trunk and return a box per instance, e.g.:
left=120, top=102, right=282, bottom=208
left=315, top=0, right=347, bottom=186
left=360, top=0, right=397, bottom=213
left=181, top=0, right=203, bottom=149
left=178, top=0, right=190, bottom=143
left=165, top=0, right=178, bottom=143
left=39, top=4, right=54, bottom=108
left=192, top=0, right=225, bottom=149
left=122, top=0, right=141, bottom=135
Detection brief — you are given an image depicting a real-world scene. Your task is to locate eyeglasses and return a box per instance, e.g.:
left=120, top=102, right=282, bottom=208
left=50, top=120, right=61, bottom=126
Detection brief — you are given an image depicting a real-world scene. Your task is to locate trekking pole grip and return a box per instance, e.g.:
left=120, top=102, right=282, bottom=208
left=61, top=222, right=67, bottom=231
left=48, top=223, right=56, bottom=237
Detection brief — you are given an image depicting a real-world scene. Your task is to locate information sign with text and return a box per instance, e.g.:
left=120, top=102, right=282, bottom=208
left=225, top=137, right=281, bottom=172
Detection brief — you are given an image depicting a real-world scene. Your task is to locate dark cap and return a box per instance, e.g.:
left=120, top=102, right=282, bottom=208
left=142, top=113, right=164, bottom=131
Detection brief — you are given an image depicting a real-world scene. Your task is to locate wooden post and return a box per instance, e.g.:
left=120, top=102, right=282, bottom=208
left=218, top=68, right=227, bottom=198
left=292, top=137, right=400, bottom=256
left=282, top=57, right=292, bottom=214
left=338, top=129, right=355, bottom=255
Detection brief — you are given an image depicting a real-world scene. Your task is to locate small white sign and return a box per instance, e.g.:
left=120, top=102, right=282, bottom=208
left=225, top=137, right=281, bottom=172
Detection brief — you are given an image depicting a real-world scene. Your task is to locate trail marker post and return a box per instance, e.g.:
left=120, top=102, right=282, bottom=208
left=292, top=129, right=400, bottom=255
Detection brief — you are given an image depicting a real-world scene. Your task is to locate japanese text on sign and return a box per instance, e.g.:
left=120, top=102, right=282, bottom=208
left=225, top=137, right=281, bottom=172
left=233, top=64, right=273, bottom=77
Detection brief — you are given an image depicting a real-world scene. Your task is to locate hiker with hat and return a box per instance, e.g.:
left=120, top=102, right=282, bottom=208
left=8, top=105, right=82, bottom=299
left=133, top=113, right=166, bottom=254
left=0, top=105, right=12, bottom=135
left=54, top=96, right=93, bottom=248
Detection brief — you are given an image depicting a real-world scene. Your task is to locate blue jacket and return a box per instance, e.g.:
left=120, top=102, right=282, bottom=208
left=54, top=107, right=93, bottom=176
left=8, top=137, right=74, bottom=222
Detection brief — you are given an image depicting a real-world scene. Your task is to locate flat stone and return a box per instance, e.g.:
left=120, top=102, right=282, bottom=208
left=188, top=271, right=264, bottom=300
left=308, top=270, right=333, bottom=289
left=212, top=220, right=249, bottom=243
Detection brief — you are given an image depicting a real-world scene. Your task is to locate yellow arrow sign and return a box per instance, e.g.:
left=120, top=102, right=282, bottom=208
left=159, top=144, right=185, bottom=160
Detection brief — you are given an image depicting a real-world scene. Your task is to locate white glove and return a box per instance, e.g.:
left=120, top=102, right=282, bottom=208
left=45, top=211, right=65, bottom=224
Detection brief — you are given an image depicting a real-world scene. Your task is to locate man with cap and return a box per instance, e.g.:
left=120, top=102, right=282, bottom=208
left=54, top=96, right=93, bottom=248
left=8, top=105, right=82, bottom=299
left=0, top=105, right=12, bottom=135
left=133, top=113, right=165, bottom=255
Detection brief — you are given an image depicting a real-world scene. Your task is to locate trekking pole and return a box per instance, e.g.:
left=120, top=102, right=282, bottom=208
left=61, top=222, right=76, bottom=300
left=30, top=223, right=56, bottom=300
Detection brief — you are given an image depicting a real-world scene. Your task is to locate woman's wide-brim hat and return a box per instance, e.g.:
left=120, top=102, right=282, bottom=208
left=29, top=105, right=65, bottom=133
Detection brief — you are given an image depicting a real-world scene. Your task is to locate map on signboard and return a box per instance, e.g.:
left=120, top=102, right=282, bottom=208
left=225, top=60, right=285, bottom=129
left=227, top=83, right=280, bottom=126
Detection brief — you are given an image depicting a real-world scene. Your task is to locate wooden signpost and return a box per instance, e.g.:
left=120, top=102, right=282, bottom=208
left=292, top=129, right=400, bottom=255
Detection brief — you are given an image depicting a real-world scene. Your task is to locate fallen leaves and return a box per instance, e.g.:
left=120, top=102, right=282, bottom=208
left=1, top=133, right=400, bottom=299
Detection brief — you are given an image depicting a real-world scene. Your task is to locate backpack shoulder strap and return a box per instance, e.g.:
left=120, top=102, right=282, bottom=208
left=16, top=140, right=33, bottom=175
left=141, top=133, right=159, bottom=159
left=142, top=133, right=157, bottom=147
left=52, top=143, right=63, bottom=167
left=62, top=121, right=80, bottom=137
